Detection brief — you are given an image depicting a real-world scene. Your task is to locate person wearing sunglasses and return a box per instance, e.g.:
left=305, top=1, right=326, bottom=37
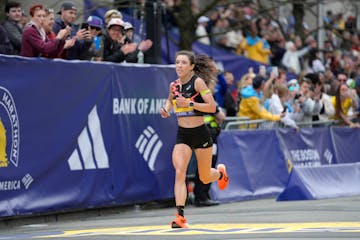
left=79, top=15, right=104, bottom=61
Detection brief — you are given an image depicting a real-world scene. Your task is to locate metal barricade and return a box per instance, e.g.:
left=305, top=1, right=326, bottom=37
left=222, top=116, right=250, bottom=130
left=224, top=119, right=266, bottom=130
left=295, top=120, right=339, bottom=128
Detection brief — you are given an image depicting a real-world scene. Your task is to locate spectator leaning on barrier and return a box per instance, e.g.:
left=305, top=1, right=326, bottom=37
left=42, top=8, right=74, bottom=59
left=122, top=21, right=153, bottom=63
left=262, top=83, right=299, bottom=130
left=102, top=18, right=137, bottom=63
left=79, top=16, right=104, bottom=61
left=331, top=83, right=360, bottom=127
left=292, top=77, right=322, bottom=124
left=238, top=74, right=283, bottom=124
left=52, top=2, right=92, bottom=60
left=20, top=4, right=70, bottom=58
left=308, top=73, right=335, bottom=122
left=2, top=1, right=23, bottom=54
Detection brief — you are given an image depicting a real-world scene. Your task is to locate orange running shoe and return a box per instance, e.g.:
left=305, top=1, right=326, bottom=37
left=217, top=164, right=229, bottom=190
left=171, top=213, right=189, bottom=228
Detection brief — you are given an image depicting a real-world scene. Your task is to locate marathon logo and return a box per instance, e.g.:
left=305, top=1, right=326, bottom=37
left=0, top=86, right=20, bottom=168
left=113, top=98, right=167, bottom=115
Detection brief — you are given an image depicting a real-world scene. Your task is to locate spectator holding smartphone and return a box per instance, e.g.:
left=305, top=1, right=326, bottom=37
left=262, top=83, right=299, bottom=130
left=52, top=2, right=92, bottom=60
left=79, top=16, right=104, bottom=61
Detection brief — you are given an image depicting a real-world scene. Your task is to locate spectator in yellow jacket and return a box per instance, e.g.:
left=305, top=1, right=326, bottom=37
left=236, top=22, right=271, bottom=64
left=238, top=75, right=282, bottom=123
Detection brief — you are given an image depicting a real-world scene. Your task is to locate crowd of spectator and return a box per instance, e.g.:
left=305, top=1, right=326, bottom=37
left=1, top=1, right=360, bottom=128
left=0, top=1, right=153, bottom=63
left=169, top=1, right=360, bottom=128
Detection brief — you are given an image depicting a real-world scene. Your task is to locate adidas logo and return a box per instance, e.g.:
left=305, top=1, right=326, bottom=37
left=135, top=126, right=163, bottom=171
left=67, top=106, right=109, bottom=171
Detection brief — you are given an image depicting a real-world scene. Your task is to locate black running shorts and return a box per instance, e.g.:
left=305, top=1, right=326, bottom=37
left=176, top=124, right=213, bottom=149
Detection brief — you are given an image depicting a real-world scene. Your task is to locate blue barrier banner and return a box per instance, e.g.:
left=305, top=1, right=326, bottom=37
left=211, top=129, right=289, bottom=202
left=277, top=163, right=360, bottom=201
left=276, top=127, right=337, bottom=166
left=331, top=127, right=360, bottom=164
left=1, top=55, right=360, bottom=217
left=0, top=55, right=177, bottom=217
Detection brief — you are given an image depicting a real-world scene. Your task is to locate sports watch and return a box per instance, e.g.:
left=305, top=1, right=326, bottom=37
left=189, top=101, right=194, bottom=107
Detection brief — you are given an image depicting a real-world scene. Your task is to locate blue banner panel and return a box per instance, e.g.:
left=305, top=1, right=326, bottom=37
left=277, top=127, right=337, bottom=166
left=331, top=127, right=360, bottom=164
left=211, top=129, right=289, bottom=202
left=0, top=55, right=178, bottom=217
left=277, top=163, right=360, bottom=201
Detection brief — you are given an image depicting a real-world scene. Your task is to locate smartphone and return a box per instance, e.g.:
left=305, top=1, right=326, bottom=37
left=80, top=22, right=89, bottom=30
left=272, top=66, right=278, bottom=78
left=282, top=106, right=288, bottom=113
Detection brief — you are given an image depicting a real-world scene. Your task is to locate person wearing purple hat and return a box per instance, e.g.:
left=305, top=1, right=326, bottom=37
left=52, top=2, right=92, bottom=60
left=80, top=16, right=103, bottom=61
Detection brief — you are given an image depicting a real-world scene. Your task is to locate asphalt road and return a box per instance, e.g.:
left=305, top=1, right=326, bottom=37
left=0, top=196, right=359, bottom=240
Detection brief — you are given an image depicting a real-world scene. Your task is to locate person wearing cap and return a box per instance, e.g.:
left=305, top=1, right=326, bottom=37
left=2, top=1, right=23, bottom=55
left=52, top=2, right=92, bottom=60
left=80, top=16, right=104, bottom=61
left=103, top=18, right=152, bottom=63
left=121, top=21, right=153, bottom=62
left=195, top=16, right=210, bottom=45
left=103, top=18, right=137, bottom=63
left=238, top=74, right=283, bottom=127
left=20, top=4, right=70, bottom=57
left=123, top=21, right=134, bottom=44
